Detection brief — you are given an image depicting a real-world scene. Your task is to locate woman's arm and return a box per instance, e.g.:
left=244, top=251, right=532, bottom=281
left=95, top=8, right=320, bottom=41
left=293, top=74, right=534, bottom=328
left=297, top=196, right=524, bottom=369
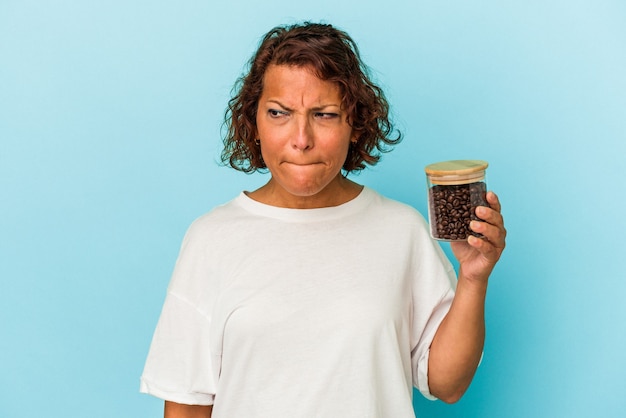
left=164, top=401, right=212, bottom=418
left=427, top=191, right=506, bottom=403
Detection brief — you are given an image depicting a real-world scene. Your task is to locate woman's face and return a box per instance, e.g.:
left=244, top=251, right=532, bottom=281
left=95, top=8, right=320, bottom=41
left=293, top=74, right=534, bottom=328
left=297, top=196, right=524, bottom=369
left=255, top=64, right=357, bottom=207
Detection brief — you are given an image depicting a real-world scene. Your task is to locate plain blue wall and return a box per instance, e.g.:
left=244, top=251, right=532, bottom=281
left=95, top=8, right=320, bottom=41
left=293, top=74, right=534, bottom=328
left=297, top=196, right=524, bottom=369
left=1, top=1, right=625, bottom=417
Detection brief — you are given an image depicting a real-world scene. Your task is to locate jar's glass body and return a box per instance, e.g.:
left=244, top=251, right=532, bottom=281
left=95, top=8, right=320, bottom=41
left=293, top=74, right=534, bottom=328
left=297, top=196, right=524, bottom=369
left=425, top=160, right=489, bottom=242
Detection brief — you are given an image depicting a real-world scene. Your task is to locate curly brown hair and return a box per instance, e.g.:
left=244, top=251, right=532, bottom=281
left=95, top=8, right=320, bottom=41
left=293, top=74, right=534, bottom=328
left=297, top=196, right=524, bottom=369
left=221, top=22, right=401, bottom=173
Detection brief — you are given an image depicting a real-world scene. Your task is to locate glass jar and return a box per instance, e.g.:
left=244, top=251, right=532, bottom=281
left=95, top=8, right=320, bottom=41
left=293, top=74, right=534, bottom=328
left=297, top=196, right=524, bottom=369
left=425, top=160, right=489, bottom=241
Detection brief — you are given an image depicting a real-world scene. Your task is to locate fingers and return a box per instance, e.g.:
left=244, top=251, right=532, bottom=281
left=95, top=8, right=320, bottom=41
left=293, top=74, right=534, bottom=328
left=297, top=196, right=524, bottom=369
left=470, top=219, right=506, bottom=251
left=475, top=206, right=504, bottom=234
left=476, top=192, right=504, bottom=229
left=470, top=191, right=506, bottom=251
left=453, top=191, right=506, bottom=280
left=485, top=191, right=501, bottom=213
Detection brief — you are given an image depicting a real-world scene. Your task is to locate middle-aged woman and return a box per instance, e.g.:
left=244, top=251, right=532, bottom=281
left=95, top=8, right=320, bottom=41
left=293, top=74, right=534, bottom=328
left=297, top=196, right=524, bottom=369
left=140, top=22, right=506, bottom=418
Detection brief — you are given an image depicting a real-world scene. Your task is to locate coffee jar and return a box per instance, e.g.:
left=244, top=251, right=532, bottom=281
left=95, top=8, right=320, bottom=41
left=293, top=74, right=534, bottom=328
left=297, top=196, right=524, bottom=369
left=425, top=160, right=489, bottom=241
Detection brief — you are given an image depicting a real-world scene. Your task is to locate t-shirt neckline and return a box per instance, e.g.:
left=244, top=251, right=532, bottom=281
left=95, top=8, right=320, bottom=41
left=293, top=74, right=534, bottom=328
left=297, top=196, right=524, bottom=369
left=234, top=186, right=375, bottom=222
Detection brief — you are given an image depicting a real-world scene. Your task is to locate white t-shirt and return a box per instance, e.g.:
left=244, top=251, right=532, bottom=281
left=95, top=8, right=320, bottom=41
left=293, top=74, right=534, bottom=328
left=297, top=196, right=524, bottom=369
left=140, top=187, right=457, bottom=417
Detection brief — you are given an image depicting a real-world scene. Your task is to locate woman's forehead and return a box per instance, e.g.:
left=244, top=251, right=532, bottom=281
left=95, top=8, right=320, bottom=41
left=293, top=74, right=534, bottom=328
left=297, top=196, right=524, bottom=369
left=259, top=65, right=343, bottom=108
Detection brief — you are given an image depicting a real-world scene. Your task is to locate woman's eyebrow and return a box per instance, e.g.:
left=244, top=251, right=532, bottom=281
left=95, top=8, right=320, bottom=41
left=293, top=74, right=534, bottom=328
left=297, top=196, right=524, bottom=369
left=311, top=104, right=341, bottom=112
left=265, top=99, right=341, bottom=112
left=266, top=99, right=292, bottom=111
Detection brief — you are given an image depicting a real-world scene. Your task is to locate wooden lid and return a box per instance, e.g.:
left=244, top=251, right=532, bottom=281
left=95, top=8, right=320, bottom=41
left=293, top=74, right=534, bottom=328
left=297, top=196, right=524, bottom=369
left=425, top=159, right=488, bottom=176
left=425, top=160, right=488, bottom=185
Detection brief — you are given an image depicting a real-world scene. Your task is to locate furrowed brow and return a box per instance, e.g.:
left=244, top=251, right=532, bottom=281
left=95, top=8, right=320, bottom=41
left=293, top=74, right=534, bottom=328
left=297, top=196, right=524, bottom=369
left=266, top=99, right=293, bottom=112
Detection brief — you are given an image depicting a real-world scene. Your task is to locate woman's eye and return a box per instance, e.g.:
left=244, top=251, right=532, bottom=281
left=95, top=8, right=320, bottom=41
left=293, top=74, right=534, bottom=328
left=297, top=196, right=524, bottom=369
left=315, top=112, right=339, bottom=119
left=268, top=109, right=287, bottom=118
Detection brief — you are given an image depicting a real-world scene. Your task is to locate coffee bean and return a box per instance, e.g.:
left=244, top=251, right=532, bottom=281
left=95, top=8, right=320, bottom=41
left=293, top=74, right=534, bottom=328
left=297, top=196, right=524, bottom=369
left=428, top=181, right=488, bottom=241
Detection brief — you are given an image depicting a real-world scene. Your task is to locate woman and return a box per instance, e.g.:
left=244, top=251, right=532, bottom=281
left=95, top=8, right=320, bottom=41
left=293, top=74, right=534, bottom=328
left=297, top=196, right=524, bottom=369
left=140, top=22, right=506, bottom=418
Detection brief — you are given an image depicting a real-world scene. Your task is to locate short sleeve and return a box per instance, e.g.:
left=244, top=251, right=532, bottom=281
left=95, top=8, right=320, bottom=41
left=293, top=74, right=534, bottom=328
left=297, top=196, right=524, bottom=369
left=140, top=291, right=216, bottom=405
left=412, top=287, right=455, bottom=400
left=140, top=217, right=219, bottom=405
left=408, top=216, right=458, bottom=400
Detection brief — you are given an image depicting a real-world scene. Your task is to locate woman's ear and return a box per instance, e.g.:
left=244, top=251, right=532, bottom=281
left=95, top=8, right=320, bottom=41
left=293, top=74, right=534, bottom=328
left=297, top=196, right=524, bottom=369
left=251, top=128, right=259, bottom=145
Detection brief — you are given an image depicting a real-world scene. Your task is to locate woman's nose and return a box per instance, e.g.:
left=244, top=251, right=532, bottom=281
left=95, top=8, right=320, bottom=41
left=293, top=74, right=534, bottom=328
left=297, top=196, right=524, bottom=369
left=291, top=117, right=313, bottom=151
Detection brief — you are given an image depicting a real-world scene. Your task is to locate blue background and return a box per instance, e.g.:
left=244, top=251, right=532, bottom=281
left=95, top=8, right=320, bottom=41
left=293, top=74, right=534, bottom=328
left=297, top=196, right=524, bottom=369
left=1, top=1, right=625, bottom=417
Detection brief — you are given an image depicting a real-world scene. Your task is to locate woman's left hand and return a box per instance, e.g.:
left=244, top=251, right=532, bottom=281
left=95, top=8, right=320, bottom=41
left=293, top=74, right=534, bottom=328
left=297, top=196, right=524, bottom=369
left=451, top=191, right=506, bottom=285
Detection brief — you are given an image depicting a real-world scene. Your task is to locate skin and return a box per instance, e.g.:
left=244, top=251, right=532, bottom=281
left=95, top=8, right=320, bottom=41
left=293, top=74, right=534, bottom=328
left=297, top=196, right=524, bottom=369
left=428, top=191, right=506, bottom=403
left=164, top=402, right=212, bottom=418
left=247, top=64, right=362, bottom=209
left=163, top=64, right=507, bottom=415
